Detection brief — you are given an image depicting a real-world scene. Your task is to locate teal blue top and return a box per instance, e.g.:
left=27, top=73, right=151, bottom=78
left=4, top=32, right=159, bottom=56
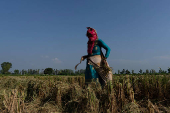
left=88, top=38, right=111, bottom=58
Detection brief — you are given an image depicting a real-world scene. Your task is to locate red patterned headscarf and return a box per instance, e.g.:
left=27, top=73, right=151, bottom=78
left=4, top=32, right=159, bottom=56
left=86, top=27, right=98, bottom=54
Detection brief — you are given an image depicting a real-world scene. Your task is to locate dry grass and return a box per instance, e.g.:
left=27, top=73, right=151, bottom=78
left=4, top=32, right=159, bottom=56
left=0, top=75, right=170, bottom=113
left=2, top=89, right=26, bottom=113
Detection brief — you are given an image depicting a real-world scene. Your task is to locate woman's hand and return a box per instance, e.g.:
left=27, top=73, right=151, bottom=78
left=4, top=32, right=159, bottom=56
left=81, top=55, right=88, bottom=61
left=81, top=56, right=85, bottom=61
left=81, top=56, right=84, bottom=61
left=75, top=56, right=87, bottom=70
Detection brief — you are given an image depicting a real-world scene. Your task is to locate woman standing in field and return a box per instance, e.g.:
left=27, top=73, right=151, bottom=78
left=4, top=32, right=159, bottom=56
left=80, top=27, right=112, bottom=87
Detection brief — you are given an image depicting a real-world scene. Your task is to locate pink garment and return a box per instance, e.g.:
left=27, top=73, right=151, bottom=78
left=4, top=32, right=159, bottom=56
left=87, top=27, right=98, bottom=54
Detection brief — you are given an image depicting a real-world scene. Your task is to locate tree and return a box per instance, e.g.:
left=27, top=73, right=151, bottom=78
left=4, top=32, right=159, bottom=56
left=168, top=67, right=170, bottom=73
left=58, top=69, right=63, bottom=75
left=53, top=69, right=56, bottom=75
left=24, top=70, right=27, bottom=75
left=118, top=70, right=120, bottom=74
left=139, top=69, right=142, bottom=74
left=22, top=69, right=25, bottom=75
left=44, top=68, right=53, bottom=75
left=33, top=70, right=36, bottom=74
left=151, top=69, right=154, bottom=74
left=162, top=70, right=167, bottom=73
left=126, top=69, right=130, bottom=74
left=1, top=62, right=12, bottom=74
left=30, top=69, right=33, bottom=75
left=69, top=69, right=74, bottom=75
left=55, top=69, right=58, bottom=75
left=132, top=70, right=134, bottom=74
left=120, top=69, right=125, bottom=74
left=150, top=70, right=152, bottom=74
left=159, top=67, right=162, bottom=73
left=37, top=69, right=40, bottom=74
left=14, top=69, right=19, bottom=74
left=146, top=69, right=149, bottom=74
left=28, top=69, right=30, bottom=74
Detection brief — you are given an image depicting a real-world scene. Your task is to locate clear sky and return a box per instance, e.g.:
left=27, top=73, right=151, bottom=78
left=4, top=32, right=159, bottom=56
left=1, top=0, right=170, bottom=73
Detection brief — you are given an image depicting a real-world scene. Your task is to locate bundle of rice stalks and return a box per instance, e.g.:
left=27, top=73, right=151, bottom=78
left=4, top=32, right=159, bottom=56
left=148, top=99, right=160, bottom=113
left=3, top=89, right=26, bottom=113
left=108, top=89, right=118, bottom=112
left=113, top=83, right=125, bottom=111
left=63, top=83, right=89, bottom=112
left=122, top=102, right=141, bottom=113
left=86, top=87, right=99, bottom=112
left=3, top=78, right=18, bottom=89
left=166, top=80, right=170, bottom=99
left=40, top=81, right=70, bottom=104
left=78, top=77, right=85, bottom=88
left=25, top=80, right=42, bottom=102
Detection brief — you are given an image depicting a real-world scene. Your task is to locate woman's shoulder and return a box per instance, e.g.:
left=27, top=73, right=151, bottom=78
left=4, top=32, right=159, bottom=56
left=97, top=38, right=101, bottom=41
left=96, top=38, right=104, bottom=44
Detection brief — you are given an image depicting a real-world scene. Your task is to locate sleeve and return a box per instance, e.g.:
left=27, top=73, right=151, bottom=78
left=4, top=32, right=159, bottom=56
left=98, top=39, right=111, bottom=58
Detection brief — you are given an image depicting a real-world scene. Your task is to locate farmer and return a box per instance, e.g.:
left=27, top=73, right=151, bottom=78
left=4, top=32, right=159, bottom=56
left=80, top=27, right=112, bottom=88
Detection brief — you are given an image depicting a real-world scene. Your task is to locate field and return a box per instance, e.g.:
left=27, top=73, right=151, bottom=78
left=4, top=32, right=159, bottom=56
left=0, top=75, right=170, bottom=113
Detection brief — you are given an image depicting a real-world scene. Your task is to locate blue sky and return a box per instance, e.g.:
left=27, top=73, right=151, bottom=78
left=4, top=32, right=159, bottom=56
left=0, top=0, right=170, bottom=73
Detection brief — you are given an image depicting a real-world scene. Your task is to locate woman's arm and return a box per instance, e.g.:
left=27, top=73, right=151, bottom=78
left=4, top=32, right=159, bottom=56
left=83, top=55, right=89, bottom=59
left=81, top=55, right=89, bottom=61
left=98, top=39, right=111, bottom=58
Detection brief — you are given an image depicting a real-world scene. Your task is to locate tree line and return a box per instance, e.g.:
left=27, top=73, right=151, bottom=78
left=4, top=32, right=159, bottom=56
left=0, top=62, right=85, bottom=75
left=1, top=62, right=170, bottom=75
left=116, top=67, right=170, bottom=75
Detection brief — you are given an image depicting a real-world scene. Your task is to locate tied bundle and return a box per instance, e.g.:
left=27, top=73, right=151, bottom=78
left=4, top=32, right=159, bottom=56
left=88, top=51, right=112, bottom=83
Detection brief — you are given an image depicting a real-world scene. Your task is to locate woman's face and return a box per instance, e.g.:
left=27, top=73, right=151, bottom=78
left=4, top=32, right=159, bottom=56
left=86, top=32, right=92, bottom=38
left=86, top=28, right=93, bottom=37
